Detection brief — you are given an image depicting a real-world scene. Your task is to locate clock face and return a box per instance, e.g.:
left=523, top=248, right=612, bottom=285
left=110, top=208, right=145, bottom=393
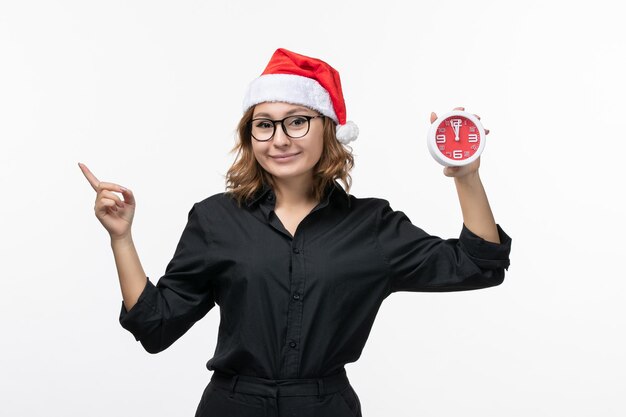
left=427, top=111, right=486, bottom=166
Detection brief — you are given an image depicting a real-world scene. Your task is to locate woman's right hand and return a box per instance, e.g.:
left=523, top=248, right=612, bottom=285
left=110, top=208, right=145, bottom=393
left=78, top=162, right=136, bottom=240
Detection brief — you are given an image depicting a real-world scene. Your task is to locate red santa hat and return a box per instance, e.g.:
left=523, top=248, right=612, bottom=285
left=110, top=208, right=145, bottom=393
left=242, top=48, right=359, bottom=144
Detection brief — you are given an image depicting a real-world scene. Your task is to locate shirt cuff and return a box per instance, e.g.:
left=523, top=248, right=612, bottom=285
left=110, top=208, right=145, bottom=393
left=459, top=224, right=512, bottom=270
left=118, top=277, right=161, bottom=341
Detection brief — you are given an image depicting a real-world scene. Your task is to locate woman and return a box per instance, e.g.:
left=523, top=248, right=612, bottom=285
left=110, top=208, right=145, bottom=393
left=79, top=48, right=511, bottom=417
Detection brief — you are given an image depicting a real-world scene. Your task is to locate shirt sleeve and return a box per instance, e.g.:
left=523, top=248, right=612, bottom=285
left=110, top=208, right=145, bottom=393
left=118, top=202, right=216, bottom=353
left=375, top=199, right=512, bottom=293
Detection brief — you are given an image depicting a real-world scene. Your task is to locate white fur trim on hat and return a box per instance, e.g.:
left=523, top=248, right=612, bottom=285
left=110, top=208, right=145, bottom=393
left=336, top=121, right=359, bottom=144
left=242, top=74, right=339, bottom=123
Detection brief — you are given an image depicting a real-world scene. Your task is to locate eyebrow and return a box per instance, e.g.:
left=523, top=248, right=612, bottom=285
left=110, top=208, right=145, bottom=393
left=253, top=107, right=314, bottom=118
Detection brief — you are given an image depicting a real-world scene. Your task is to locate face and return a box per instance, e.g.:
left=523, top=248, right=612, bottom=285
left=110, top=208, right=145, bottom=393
left=251, top=101, right=324, bottom=184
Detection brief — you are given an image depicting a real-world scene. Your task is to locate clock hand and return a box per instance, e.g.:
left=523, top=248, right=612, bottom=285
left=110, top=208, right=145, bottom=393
left=453, top=119, right=460, bottom=142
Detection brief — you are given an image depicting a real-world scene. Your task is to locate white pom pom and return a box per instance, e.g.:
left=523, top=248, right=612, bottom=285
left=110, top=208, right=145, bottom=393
left=335, top=121, right=359, bottom=144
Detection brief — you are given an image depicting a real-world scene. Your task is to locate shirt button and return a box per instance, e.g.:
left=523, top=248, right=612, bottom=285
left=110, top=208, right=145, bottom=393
left=289, top=341, right=297, bottom=348
left=292, top=248, right=300, bottom=254
left=293, top=293, right=300, bottom=300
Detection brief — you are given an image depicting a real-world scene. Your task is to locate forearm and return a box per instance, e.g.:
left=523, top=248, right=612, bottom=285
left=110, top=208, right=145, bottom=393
left=454, top=171, right=500, bottom=243
left=111, top=234, right=148, bottom=312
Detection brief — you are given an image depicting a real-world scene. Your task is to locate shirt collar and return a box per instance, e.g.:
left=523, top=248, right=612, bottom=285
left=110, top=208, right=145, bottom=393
left=244, top=180, right=351, bottom=210
left=245, top=183, right=273, bottom=208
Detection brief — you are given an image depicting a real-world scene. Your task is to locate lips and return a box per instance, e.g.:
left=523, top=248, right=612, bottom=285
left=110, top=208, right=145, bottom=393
left=271, top=152, right=301, bottom=159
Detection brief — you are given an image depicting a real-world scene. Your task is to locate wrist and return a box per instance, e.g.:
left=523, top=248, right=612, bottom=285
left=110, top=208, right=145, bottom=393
left=454, top=170, right=481, bottom=186
left=110, top=233, right=134, bottom=247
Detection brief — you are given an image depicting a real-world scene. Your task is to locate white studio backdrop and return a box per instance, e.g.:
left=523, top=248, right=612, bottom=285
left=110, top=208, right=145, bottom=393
left=1, top=0, right=624, bottom=416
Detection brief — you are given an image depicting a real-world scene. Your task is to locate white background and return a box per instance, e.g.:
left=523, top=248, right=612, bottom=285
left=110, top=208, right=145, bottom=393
left=1, top=0, right=625, bottom=416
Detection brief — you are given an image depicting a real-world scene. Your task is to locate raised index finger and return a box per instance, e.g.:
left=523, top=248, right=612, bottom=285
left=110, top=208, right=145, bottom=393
left=78, top=162, right=100, bottom=191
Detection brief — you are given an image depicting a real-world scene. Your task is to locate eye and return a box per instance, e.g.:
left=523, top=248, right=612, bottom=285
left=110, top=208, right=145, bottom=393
left=254, top=120, right=273, bottom=129
left=288, top=116, right=308, bottom=127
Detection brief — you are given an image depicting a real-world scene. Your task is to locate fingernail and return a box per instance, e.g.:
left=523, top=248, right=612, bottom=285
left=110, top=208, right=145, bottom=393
left=120, top=187, right=127, bottom=192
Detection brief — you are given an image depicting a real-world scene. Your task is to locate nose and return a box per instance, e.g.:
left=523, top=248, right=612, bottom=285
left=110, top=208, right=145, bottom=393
left=272, top=122, right=291, bottom=146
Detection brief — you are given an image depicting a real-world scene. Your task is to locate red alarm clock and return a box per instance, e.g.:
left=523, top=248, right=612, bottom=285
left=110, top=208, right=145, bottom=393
left=427, top=110, right=486, bottom=166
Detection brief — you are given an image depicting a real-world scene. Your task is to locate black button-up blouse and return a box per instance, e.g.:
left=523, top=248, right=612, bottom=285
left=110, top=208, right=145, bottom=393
left=119, top=180, right=512, bottom=379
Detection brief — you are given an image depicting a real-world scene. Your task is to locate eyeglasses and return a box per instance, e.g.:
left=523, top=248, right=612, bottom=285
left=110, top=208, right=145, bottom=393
left=249, top=115, right=324, bottom=142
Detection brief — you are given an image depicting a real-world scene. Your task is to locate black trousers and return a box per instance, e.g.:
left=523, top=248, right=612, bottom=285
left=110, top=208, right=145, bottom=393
left=194, top=368, right=362, bottom=417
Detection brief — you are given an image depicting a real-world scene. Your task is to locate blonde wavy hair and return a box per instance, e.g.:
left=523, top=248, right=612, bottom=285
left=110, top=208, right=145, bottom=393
left=224, top=106, right=355, bottom=207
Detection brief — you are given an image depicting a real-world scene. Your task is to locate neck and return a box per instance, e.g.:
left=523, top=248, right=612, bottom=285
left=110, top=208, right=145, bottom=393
left=272, top=175, right=316, bottom=208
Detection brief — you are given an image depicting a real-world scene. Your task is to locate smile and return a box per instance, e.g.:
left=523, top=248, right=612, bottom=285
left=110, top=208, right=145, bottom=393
left=270, top=152, right=301, bottom=162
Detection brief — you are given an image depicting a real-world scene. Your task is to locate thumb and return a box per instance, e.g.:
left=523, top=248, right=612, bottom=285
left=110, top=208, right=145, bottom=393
left=118, top=187, right=136, bottom=206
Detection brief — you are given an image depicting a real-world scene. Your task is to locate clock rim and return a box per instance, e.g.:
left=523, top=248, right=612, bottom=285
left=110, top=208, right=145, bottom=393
left=427, top=110, right=486, bottom=167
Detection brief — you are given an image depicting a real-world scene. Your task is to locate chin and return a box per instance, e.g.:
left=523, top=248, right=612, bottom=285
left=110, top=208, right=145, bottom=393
left=268, top=170, right=308, bottom=180
left=264, top=165, right=312, bottom=180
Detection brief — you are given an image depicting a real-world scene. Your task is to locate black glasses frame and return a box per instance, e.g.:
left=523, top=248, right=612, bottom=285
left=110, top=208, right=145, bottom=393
left=249, top=115, right=325, bottom=142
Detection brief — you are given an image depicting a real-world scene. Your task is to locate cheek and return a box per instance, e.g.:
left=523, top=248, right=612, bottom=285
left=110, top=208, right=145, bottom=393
left=250, top=145, right=267, bottom=171
left=311, top=137, right=324, bottom=162
left=251, top=143, right=264, bottom=161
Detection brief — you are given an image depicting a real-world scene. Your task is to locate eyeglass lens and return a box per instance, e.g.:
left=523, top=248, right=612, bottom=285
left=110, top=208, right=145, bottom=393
left=251, top=116, right=312, bottom=141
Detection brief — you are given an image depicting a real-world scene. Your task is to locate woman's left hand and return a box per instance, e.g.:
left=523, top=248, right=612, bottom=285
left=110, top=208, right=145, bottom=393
left=429, top=106, right=490, bottom=180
